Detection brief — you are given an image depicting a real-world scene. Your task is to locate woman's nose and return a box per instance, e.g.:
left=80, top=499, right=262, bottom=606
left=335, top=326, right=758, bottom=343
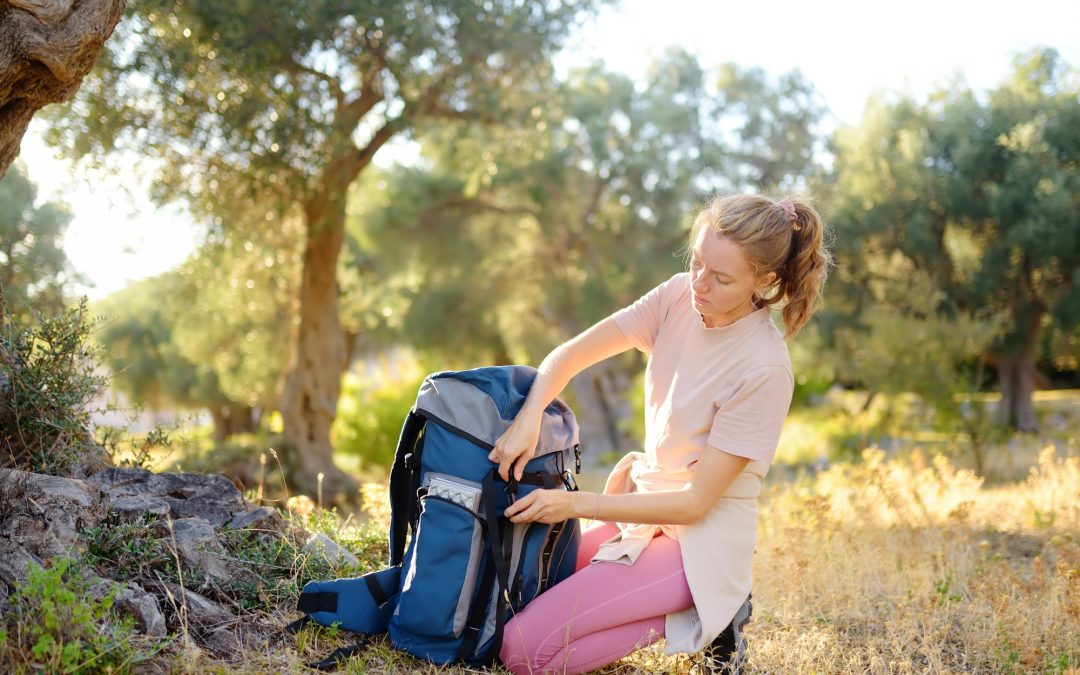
left=691, top=272, right=708, bottom=293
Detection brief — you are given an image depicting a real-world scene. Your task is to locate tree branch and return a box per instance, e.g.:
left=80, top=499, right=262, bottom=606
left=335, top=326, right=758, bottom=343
left=283, top=59, right=345, bottom=110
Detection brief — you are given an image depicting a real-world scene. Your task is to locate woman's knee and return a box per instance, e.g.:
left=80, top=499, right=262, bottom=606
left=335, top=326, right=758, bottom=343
left=575, top=521, right=620, bottom=570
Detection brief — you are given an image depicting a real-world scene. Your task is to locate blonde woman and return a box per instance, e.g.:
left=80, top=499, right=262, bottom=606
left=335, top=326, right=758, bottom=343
left=491, top=194, right=833, bottom=674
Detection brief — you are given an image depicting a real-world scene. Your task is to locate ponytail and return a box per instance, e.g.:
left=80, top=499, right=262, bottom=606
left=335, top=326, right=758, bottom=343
left=690, top=193, right=834, bottom=339
left=777, top=198, right=832, bottom=338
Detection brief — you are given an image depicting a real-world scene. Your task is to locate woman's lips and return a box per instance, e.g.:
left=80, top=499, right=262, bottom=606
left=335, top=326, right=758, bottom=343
left=692, top=293, right=707, bottom=305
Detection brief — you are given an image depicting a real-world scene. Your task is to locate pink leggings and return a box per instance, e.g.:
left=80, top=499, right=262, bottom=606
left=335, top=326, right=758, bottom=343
left=499, top=521, right=693, bottom=675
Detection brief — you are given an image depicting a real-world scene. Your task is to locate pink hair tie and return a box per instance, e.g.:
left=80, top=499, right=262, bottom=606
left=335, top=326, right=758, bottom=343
left=778, top=199, right=801, bottom=231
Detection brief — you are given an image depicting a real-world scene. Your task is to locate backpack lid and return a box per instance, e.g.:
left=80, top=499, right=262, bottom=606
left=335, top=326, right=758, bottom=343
left=414, top=365, right=579, bottom=456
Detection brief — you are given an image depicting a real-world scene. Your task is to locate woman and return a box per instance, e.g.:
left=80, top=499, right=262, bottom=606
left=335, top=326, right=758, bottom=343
left=489, top=194, right=832, bottom=674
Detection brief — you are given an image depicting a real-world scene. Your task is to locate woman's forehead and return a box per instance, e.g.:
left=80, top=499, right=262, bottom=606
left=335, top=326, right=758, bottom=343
left=692, top=228, right=752, bottom=275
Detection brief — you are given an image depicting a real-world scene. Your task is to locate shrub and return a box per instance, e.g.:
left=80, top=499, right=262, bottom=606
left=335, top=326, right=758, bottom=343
left=0, top=558, right=143, bottom=674
left=0, top=298, right=106, bottom=475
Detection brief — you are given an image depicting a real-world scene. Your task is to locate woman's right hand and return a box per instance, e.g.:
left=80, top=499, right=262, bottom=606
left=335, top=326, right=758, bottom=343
left=489, top=413, right=543, bottom=482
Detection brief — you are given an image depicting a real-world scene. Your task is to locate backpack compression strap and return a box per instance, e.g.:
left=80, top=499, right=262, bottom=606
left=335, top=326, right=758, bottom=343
left=474, top=469, right=517, bottom=665
left=388, top=409, right=427, bottom=565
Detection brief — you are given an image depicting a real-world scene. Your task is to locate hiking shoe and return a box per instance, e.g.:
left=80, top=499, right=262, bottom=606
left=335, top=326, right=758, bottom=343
left=696, top=593, right=752, bottom=674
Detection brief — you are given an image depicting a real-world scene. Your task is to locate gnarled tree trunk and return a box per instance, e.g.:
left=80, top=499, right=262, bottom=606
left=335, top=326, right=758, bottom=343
left=279, top=189, right=356, bottom=501
left=0, top=0, right=125, bottom=178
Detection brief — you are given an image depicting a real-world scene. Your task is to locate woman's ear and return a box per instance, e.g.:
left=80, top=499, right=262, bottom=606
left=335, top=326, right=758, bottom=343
left=756, top=271, right=778, bottom=291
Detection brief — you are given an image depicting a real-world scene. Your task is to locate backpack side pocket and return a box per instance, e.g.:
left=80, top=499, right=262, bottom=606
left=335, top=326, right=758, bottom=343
left=392, top=492, right=484, bottom=639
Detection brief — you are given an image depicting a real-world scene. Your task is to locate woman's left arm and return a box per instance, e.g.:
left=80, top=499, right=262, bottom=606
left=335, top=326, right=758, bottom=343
left=504, top=447, right=750, bottom=525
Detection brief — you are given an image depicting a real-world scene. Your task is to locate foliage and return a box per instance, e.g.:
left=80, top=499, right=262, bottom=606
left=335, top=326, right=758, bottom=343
left=93, top=238, right=295, bottom=440
left=0, top=162, right=83, bottom=323
left=0, top=298, right=106, bottom=475
left=0, top=558, right=143, bottom=674
left=332, top=355, right=427, bottom=471
left=167, top=228, right=302, bottom=410
left=84, top=511, right=179, bottom=585
left=93, top=272, right=224, bottom=411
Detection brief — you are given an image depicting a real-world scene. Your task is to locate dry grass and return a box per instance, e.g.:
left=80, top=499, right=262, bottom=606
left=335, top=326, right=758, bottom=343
left=746, top=446, right=1080, bottom=674
left=69, top=446, right=1079, bottom=674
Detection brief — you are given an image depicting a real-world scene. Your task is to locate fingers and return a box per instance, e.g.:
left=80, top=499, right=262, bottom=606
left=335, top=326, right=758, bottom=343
left=489, top=441, right=530, bottom=482
left=498, top=455, right=514, bottom=482
left=505, top=492, right=542, bottom=523
left=504, top=491, right=531, bottom=518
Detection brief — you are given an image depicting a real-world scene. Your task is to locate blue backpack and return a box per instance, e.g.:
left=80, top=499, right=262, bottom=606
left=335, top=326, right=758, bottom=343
left=291, top=365, right=583, bottom=670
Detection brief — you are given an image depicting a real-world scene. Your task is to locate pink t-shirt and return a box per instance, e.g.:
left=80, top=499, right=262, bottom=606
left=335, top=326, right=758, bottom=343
left=594, top=271, right=794, bottom=655
left=613, top=271, right=793, bottom=467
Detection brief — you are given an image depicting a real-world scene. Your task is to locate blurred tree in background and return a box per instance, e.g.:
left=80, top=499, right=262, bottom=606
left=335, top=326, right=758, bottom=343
left=825, top=48, right=1079, bottom=435
left=0, top=163, right=84, bottom=322
left=45, top=0, right=606, bottom=496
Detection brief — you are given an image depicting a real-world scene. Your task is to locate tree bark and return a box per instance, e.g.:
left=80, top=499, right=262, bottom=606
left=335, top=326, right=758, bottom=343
left=279, top=195, right=356, bottom=500
left=0, top=0, right=125, bottom=177
left=995, top=353, right=1039, bottom=432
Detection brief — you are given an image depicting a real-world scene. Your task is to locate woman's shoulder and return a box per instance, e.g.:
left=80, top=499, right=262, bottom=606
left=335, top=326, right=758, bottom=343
left=742, top=316, right=794, bottom=376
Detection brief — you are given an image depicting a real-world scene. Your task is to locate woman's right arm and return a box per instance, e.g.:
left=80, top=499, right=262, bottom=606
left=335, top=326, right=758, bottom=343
left=489, top=316, right=633, bottom=481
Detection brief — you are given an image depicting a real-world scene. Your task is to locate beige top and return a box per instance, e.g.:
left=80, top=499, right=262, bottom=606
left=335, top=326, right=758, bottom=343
left=591, top=272, right=794, bottom=655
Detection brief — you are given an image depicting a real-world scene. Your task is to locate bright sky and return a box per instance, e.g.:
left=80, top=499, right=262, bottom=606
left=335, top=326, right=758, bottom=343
left=17, top=0, right=1080, bottom=300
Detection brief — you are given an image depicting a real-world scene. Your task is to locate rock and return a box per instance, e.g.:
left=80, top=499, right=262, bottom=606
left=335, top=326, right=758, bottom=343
left=89, top=467, right=246, bottom=527
left=108, top=494, right=171, bottom=522
left=0, top=468, right=104, bottom=559
left=227, top=506, right=286, bottom=533
left=165, top=517, right=232, bottom=582
left=115, top=582, right=167, bottom=637
left=84, top=575, right=168, bottom=638
left=303, top=532, right=359, bottom=567
left=144, top=579, right=251, bottom=655
left=145, top=578, right=233, bottom=626
left=0, top=538, right=42, bottom=586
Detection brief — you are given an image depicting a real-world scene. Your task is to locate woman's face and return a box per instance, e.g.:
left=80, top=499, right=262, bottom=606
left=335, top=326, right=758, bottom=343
left=688, top=227, right=775, bottom=328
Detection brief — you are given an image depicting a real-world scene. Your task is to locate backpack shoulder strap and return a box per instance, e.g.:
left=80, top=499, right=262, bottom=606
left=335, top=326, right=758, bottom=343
left=388, top=409, right=427, bottom=566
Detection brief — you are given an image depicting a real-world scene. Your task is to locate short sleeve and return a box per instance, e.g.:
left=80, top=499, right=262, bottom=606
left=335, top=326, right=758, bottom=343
left=707, top=365, right=794, bottom=463
left=610, top=273, right=686, bottom=354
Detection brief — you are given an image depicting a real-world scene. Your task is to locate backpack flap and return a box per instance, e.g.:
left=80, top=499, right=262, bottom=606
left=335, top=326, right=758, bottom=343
left=415, top=365, right=580, bottom=462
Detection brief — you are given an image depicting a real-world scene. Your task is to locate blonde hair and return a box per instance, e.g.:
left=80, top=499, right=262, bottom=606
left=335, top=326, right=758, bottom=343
left=687, top=194, right=833, bottom=338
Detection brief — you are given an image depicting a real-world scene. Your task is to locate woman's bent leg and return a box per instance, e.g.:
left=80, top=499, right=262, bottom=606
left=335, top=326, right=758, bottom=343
left=575, top=521, right=621, bottom=571
left=533, top=616, right=665, bottom=674
left=500, top=533, right=692, bottom=675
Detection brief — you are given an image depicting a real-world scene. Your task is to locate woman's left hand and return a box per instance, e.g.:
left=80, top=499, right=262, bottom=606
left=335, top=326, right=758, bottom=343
left=504, top=489, right=580, bottom=524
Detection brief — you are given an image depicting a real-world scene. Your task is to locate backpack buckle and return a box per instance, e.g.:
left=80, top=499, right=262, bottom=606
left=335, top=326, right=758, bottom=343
left=562, top=471, right=578, bottom=491
left=503, top=476, right=518, bottom=504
